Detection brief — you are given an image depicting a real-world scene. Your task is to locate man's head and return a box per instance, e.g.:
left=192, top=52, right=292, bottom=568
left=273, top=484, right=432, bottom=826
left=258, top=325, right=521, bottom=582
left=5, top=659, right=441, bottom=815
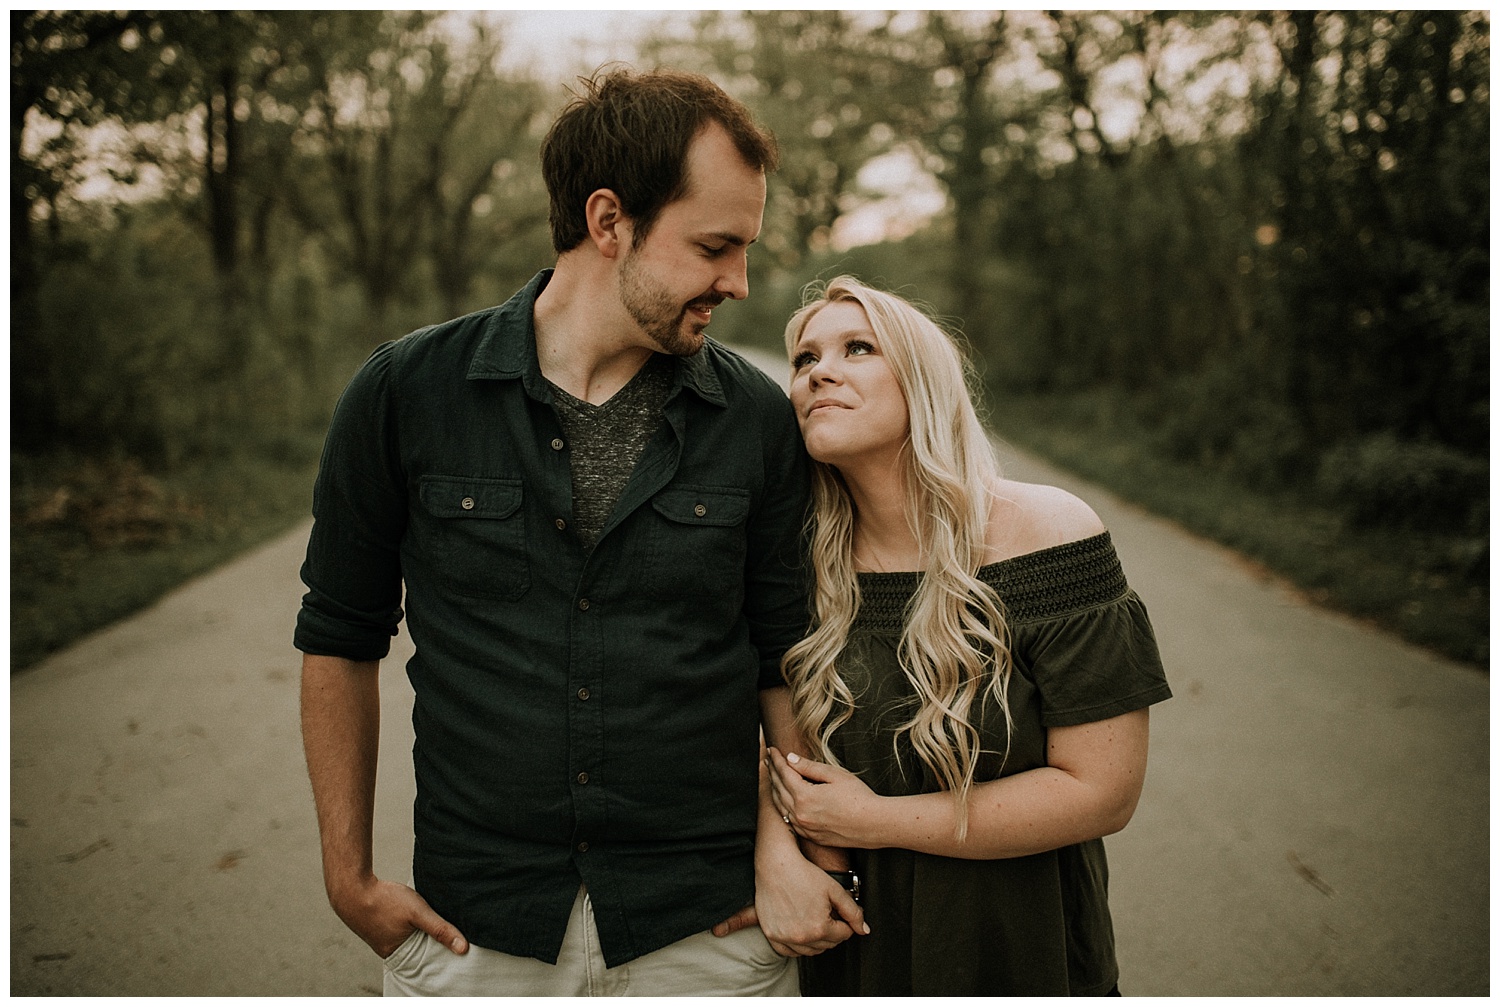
left=541, top=67, right=778, bottom=254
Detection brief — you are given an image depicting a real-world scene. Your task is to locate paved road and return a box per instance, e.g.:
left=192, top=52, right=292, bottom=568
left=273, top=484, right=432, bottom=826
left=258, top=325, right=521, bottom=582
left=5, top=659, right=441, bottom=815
left=11, top=351, right=1488, bottom=996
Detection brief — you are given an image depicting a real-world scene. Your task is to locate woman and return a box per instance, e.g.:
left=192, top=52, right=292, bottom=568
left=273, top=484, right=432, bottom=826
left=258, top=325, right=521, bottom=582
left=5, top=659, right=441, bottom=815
left=769, top=277, right=1171, bottom=996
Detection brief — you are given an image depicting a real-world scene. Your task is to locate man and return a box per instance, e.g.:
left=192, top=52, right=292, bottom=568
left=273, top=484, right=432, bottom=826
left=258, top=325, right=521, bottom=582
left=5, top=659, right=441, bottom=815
left=296, top=68, right=862, bottom=997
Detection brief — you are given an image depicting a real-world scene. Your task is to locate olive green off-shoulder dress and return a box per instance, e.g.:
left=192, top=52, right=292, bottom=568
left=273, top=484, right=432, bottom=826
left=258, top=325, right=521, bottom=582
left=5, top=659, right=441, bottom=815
left=800, top=532, right=1171, bottom=996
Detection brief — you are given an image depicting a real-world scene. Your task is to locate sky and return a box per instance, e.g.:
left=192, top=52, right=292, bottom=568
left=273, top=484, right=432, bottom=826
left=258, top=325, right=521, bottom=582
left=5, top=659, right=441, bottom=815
left=455, top=10, right=682, bottom=78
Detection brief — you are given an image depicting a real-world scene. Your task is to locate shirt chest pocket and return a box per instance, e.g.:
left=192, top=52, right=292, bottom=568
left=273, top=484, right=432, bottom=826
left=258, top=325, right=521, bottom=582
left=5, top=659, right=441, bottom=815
left=415, top=475, right=530, bottom=601
left=645, top=485, right=751, bottom=604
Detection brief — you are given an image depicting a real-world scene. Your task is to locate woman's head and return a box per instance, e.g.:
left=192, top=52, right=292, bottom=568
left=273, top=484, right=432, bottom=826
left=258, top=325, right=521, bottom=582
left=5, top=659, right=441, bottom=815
left=784, top=276, right=991, bottom=490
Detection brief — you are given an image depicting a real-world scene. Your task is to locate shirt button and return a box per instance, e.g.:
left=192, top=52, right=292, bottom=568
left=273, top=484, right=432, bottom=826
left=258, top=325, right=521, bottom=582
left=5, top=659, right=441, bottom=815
left=577, top=687, right=590, bottom=701
left=576, top=772, right=590, bottom=785
left=693, top=503, right=707, bottom=517
left=577, top=841, right=589, bottom=853
left=551, top=438, right=565, bottom=451
left=555, top=517, right=567, bottom=531
left=460, top=497, right=475, bottom=511
left=577, top=598, right=590, bottom=611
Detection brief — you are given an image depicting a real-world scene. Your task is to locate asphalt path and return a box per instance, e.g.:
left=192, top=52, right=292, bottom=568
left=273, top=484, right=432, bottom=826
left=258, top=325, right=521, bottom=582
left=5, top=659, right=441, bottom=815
left=10, top=348, right=1488, bottom=996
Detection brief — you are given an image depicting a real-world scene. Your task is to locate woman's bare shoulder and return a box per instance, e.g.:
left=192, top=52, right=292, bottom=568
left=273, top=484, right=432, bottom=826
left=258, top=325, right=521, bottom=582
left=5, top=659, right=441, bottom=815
left=984, top=478, right=1107, bottom=563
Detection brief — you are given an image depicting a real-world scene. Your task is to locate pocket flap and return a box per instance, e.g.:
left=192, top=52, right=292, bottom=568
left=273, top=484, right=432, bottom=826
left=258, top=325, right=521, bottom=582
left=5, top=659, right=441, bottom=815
left=651, top=486, right=750, bottom=527
left=419, top=475, right=523, bottom=519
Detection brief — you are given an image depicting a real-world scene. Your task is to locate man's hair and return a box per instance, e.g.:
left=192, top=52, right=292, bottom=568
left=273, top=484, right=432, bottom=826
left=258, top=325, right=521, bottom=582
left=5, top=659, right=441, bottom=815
left=540, top=67, right=779, bottom=253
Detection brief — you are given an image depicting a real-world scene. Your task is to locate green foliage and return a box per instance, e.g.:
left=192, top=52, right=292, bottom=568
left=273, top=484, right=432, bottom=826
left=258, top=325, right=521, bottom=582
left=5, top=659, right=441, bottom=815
left=14, top=12, right=553, bottom=458
left=29, top=208, right=219, bottom=460
left=11, top=446, right=323, bottom=672
left=11, top=11, right=1488, bottom=666
left=1317, top=435, right=1489, bottom=534
left=992, top=393, right=1488, bottom=666
left=691, top=10, right=1487, bottom=663
left=1249, top=11, right=1490, bottom=453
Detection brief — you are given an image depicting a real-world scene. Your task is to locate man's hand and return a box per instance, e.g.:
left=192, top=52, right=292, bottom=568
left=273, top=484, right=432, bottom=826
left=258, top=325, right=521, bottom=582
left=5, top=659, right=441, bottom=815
left=712, top=844, right=866, bottom=957
left=711, top=829, right=853, bottom=941
left=757, top=856, right=867, bottom=957
left=718, top=750, right=869, bottom=956
left=329, top=874, right=469, bottom=960
left=711, top=903, right=760, bottom=940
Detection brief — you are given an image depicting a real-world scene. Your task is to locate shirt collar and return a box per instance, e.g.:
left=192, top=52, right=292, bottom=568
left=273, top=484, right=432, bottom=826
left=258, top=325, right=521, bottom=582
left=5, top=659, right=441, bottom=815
left=466, top=267, right=728, bottom=409
left=466, top=268, right=551, bottom=382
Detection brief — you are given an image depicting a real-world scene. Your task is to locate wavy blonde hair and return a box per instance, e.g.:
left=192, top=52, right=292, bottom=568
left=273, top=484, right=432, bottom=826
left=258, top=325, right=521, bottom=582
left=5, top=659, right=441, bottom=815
left=781, top=276, right=1012, bottom=840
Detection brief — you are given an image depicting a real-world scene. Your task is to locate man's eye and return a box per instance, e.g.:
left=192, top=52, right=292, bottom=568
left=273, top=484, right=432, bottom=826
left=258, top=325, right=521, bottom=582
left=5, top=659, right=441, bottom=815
left=700, top=244, right=725, bottom=255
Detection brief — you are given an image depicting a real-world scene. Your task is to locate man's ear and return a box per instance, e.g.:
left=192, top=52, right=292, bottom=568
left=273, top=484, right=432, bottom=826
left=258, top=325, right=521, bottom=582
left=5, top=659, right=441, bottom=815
left=585, top=189, right=631, bottom=259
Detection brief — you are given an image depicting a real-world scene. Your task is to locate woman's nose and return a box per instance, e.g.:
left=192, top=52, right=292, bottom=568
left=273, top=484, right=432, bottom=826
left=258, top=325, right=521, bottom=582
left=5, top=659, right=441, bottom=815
left=807, top=354, right=838, bottom=385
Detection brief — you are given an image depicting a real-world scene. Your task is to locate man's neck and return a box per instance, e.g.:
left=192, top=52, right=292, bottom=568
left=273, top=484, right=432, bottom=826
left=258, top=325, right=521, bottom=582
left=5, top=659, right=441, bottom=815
left=532, top=255, right=655, bottom=405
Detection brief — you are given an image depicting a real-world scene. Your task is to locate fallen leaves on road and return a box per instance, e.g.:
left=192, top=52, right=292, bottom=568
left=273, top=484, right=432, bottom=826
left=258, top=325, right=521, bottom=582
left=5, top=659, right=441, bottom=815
left=1287, top=850, right=1335, bottom=896
left=216, top=849, right=248, bottom=870
left=57, top=838, right=111, bottom=863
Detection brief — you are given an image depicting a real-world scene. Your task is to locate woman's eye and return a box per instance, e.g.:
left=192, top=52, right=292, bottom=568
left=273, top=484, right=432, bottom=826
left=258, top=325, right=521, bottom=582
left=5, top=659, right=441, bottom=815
left=847, top=340, right=874, bottom=356
left=791, top=352, right=816, bottom=370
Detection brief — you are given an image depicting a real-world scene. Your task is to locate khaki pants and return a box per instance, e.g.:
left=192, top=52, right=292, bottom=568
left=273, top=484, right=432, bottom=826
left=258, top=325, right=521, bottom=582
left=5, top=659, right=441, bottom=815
left=382, top=887, right=798, bottom=997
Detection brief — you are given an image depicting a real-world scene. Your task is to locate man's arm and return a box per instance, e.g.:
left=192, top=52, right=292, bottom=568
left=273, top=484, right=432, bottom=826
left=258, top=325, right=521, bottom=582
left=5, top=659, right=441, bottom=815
left=758, top=686, right=850, bottom=873
left=713, top=686, right=867, bottom=956
left=300, top=653, right=467, bottom=959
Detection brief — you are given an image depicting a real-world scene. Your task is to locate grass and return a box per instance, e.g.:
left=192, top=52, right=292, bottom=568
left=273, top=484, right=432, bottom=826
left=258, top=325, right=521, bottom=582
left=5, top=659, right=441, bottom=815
left=11, top=440, right=323, bottom=673
left=988, top=392, right=1488, bottom=669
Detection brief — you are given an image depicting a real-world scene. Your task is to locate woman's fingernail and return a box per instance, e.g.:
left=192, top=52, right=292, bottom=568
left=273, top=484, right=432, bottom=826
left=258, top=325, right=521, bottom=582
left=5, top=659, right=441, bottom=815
left=787, top=753, right=800, bottom=764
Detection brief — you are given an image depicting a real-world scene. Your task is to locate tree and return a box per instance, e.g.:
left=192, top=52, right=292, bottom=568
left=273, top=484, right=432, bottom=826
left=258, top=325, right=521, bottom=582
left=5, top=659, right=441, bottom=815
left=12, top=12, right=154, bottom=446
left=1249, top=11, right=1489, bottom=451
left=284, top=13, right=549, bottom=329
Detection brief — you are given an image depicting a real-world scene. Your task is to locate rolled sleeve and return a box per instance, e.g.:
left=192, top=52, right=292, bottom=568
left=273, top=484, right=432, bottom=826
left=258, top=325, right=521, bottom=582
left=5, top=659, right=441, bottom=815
left=295, top=341, right=408, bottom=660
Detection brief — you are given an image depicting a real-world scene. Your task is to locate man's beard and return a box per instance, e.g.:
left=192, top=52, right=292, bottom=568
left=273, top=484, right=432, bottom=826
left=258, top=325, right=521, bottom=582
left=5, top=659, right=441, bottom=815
left=619, top=250, right=720, bottom=356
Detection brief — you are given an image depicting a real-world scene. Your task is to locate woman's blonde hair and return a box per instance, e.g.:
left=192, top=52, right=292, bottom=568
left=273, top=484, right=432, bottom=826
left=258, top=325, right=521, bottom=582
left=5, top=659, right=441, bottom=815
left=781, top=275, right=1012, bottom=840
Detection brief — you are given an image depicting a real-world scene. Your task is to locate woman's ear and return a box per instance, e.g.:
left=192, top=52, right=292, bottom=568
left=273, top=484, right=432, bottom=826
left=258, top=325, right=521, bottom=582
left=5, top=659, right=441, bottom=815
left=585, top=189, right=631, bottom=259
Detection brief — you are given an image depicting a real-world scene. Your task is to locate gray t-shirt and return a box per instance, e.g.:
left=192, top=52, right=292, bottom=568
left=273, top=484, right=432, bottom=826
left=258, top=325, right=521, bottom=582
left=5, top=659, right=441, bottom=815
left=547, top=353, right=674, bottom=550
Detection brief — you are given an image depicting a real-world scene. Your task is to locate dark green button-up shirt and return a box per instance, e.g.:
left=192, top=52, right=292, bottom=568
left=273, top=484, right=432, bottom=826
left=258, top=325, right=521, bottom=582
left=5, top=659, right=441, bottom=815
left=295, top=270, right=811, bottom=967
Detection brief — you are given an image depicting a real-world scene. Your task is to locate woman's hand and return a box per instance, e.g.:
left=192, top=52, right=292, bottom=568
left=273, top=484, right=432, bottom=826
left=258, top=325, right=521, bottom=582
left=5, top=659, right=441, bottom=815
left=767, top=747, right=885, bottom=849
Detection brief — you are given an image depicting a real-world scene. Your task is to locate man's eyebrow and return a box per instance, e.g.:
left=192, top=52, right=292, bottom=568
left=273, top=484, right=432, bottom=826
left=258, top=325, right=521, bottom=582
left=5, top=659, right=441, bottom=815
left=701, top=231, right=758, bottom=246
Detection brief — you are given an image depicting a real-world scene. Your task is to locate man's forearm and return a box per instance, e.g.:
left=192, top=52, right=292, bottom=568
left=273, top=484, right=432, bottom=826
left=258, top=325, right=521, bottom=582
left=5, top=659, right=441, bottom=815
left=759, top=686, right=847, bottom=870
left=300, top=653, right=382, bottom=897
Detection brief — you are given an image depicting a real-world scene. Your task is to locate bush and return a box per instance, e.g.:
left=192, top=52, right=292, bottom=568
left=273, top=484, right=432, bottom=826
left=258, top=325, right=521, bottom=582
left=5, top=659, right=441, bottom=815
left=1317, top=434, right=1488, bottom=532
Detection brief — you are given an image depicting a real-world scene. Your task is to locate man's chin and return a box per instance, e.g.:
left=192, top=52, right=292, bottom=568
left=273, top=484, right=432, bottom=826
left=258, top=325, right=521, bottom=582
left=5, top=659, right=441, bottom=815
left=655, top=321, right=707, bottom=356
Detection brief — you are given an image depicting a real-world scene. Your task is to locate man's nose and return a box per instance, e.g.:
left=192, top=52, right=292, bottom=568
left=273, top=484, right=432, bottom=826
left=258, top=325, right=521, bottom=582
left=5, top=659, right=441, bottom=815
left=715, top=250, right=750, bottom=301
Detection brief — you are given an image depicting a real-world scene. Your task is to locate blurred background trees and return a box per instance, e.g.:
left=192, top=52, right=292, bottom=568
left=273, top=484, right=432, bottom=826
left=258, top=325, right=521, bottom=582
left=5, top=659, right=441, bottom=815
left=12, top=10, right=553, bottom=461
left=11, top=10, right=1489, bottom=662
left=654, top=11, right=1486, bottom=539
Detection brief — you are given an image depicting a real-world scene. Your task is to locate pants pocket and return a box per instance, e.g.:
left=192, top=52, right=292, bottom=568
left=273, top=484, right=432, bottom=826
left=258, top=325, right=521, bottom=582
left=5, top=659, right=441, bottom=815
left=381, top=928, right=430, bottom=976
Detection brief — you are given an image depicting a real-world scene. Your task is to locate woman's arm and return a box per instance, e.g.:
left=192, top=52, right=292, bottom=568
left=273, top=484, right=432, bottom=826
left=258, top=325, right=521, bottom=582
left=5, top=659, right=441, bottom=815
left=769, top=708, right=1150, bottom=860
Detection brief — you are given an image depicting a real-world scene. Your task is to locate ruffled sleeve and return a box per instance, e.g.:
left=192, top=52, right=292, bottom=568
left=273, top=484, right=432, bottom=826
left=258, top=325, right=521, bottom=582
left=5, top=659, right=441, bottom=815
left=1018, top=590, right=1170, bottom=727
left=987, top=533, right=1171, bottom=728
